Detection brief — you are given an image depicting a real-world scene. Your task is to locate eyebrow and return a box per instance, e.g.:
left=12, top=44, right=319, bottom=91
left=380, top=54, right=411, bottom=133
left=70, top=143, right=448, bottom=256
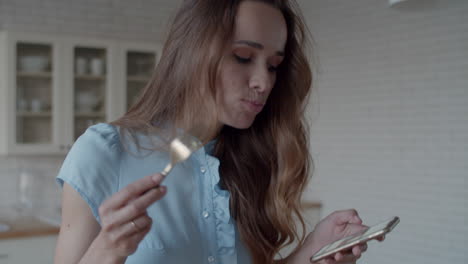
left=234, top=40, right=285, bottom=56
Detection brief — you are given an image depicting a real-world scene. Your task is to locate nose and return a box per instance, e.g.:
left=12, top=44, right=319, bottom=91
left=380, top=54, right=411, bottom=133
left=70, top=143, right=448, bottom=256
left=248, top=66, right=273, bottom=94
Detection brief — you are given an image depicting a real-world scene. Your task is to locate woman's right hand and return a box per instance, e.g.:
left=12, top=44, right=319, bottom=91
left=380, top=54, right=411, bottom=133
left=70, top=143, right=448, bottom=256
left=91, top=173, right=167, bottom=259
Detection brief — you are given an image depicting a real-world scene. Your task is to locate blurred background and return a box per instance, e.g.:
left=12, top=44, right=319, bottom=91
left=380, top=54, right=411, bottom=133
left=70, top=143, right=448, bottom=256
left=0, top=0, right=466, bottom=263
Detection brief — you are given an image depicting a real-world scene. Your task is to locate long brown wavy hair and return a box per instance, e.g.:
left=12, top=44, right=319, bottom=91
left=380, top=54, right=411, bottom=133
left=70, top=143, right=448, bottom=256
left=112, top=0, right=314, bottom=263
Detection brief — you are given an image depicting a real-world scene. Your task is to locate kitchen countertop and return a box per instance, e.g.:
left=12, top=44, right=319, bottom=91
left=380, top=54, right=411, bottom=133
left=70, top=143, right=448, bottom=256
left=0, top=216, right=60, bottom=240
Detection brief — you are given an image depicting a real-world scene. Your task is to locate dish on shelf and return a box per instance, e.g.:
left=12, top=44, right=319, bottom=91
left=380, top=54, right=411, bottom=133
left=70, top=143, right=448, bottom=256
left=75, top=92, right=102, bottom=112
left=18, top=55, right=49, bottom=72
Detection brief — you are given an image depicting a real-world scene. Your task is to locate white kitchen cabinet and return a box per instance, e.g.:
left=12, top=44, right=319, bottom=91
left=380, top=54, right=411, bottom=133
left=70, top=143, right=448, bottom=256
left=0, top=235, right=57, bottom=264
left=0, top=31, right=161, bottom=155
left=62, top=37, right=117, bottom=144
left=0, top=31, right=63, bottom=155
left=121, top=43, right=159, bottom=112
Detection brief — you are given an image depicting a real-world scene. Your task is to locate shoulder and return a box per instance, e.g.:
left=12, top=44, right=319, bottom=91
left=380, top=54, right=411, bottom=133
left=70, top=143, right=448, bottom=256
left=75, top=123, right=122, bottom=152
left=59, top=123, right=123, bottom=180
left=60, top=122, right=123, bottom=174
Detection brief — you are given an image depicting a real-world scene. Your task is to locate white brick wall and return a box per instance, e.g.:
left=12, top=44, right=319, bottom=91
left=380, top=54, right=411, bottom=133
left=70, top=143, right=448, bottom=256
left=0, top=0, right=182, bottom=42
left=0, top=156, right=63, bottom=214
left=300, top=0, right=468, bottom=263
left=0, top=157, right=20, bottom=209
left=0, top=0, right=4, bottom=31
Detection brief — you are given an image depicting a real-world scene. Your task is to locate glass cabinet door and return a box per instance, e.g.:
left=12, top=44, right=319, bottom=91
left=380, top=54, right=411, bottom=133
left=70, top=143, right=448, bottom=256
left=126, top=51, right=156, bottom=110
left=73, top=47, right=107, bottom=140
left=15, top=43, right=53, bottom=144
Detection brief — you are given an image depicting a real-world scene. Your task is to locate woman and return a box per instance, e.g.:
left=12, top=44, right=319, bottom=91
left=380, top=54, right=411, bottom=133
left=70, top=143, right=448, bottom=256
left=54, top=0, right=373, bottom=263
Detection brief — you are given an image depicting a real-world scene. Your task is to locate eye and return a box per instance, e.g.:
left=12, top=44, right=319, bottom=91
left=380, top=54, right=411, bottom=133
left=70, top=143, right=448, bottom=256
left=268, top=65, right=279, bottom=73
left=268, top=56, right=283, bottom=73
left=234, top=54, right=251, bottom=64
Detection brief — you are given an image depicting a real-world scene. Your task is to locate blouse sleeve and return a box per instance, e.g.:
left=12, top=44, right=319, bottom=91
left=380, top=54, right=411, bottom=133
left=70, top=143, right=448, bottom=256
left=56, top=123, right=121, bottom=223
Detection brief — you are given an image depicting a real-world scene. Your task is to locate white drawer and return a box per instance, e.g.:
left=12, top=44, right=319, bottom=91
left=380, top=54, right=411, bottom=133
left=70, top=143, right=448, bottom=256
left=0, top=235, right=57, bottom=264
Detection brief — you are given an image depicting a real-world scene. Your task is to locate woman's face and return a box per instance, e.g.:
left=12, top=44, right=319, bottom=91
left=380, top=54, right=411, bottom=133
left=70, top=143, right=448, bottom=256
left=216, top=1, right=287, bottom=129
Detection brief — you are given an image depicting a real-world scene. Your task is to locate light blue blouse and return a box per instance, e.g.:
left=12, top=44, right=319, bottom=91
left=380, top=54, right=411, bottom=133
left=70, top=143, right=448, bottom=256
left=56, top=123, right=252, bottom=264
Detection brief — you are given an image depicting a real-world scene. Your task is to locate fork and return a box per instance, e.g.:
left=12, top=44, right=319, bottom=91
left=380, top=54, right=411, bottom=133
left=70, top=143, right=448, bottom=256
left=160, top=134, right=204, bottom=177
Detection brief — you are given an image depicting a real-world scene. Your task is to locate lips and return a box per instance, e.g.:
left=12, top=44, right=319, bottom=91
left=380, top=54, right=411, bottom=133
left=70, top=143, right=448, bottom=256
left=242, top=99, right=265, bottom=113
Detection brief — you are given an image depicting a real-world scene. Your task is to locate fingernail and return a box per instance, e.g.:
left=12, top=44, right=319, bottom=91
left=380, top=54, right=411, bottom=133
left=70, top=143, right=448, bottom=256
left=159, top=186, right=166, bottom=193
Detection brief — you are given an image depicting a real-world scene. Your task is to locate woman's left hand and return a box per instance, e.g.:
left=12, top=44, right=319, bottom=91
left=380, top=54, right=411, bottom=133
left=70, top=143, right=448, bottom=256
left=286, top=209, right=374, bottom=264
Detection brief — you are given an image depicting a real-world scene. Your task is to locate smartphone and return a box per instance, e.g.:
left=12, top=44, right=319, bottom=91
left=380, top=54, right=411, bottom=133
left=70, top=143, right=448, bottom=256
left=310, top=216, right=400, bottom=263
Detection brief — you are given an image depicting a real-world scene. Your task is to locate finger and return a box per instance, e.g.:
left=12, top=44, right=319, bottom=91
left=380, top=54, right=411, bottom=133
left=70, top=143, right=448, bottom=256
left=334, top=252, right=343, bottom=262
left=103, top=174, right=164, bottom=210
left=335, top=252, right=358, bottom=263
left=351, top=245, right=362, bottom=258
left=360, top=243, right=368, bottom=252
left=118, top=222, right=152, bottom=255
left=110, top=185, right=167, bottom=227
left=377, top=235, right=386, bottom=242
left=131, top=221, right=152, bottom=241
left=113, top=213, right=153, bottom=239
left=318, top=258, right=334, bottom=264
left=333, top=209, right=362, bottom=225
left=342, top=223, right=368, bottom=238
